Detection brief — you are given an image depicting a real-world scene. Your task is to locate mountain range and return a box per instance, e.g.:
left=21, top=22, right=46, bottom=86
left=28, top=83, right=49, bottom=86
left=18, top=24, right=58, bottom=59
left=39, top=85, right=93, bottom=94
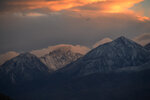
left=0, top=44, right=89, bottom=71
left=0, top=36, right=150, bottom=100
left=53, top=36, right=150, bottom=78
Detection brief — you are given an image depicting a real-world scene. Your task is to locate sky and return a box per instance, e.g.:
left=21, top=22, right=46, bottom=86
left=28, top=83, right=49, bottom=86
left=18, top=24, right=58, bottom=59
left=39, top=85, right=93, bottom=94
left=0, top=0, right=150, bottom=54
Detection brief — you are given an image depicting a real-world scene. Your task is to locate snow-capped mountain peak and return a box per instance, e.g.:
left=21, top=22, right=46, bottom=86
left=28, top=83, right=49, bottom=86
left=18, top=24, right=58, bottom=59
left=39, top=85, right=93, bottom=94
left=40, top=46, right=84, bottom=70
left=55, top=36, right=150, bottom=77
left=0, top=52, right=50, bottom=84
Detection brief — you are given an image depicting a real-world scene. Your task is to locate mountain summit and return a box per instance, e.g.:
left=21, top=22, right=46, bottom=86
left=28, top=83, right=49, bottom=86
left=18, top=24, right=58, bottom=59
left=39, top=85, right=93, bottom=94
left=40, top=46, right=83, bottom=70
left=0, top=52, right=50, bottom=84
left=55, top=36, right=150, bottom=77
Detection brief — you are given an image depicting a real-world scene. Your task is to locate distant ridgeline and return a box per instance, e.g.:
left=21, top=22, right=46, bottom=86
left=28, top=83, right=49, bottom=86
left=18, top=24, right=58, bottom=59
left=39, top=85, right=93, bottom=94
left=0, top=36, right=150, bottom=100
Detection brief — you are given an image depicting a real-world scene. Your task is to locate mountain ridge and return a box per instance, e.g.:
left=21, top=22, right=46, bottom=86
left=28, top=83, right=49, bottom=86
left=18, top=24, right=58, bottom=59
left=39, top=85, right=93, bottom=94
left=53, top=36, right=150, bottom=77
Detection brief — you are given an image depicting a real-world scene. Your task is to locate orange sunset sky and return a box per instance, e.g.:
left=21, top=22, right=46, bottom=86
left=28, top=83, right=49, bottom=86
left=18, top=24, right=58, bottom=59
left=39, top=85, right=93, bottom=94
left=0, top=0, right=149, bottom=19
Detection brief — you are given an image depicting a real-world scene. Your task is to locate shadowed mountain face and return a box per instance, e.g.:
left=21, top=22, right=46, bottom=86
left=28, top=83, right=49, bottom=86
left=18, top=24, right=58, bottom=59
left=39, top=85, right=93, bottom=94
left=0, top=36, right=150, bottom=100
left=145, top=43, right=150, bottom=50
left=40, top=46, right=83, bottom=70
left=0, top=53, right=50, bottom=85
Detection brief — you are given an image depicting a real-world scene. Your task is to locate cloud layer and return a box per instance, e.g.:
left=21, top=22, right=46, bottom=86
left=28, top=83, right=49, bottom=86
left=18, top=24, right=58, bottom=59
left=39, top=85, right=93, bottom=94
left=133, top=33, right=150, bottom=46
left=31, top=44, right=90, bottom=57
left=0, top=0, right=150, bottom=54
left=0, top=0, right=145, bottom=14
left=0, top=51, right=19, bottom=65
